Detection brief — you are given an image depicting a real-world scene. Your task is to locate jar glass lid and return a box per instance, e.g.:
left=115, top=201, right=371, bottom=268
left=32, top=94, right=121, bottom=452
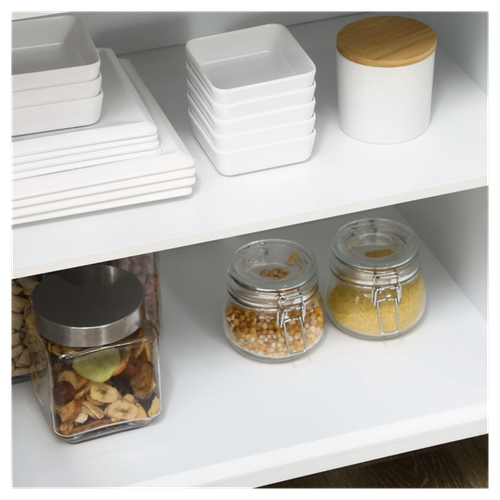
left=330, top=218, right=420, bottom=283
left=227, top=239, right=319, bottom=307
left=31, top=264, right=145, bottom=347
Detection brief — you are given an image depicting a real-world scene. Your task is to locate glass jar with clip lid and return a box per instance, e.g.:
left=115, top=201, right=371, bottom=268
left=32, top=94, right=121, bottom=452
left=224, top=239, right=325, bottom=361
left=326, top=218, right=426, bottom=339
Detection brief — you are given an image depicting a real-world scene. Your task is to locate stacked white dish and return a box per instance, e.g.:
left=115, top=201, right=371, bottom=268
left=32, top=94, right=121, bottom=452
left=185, top=24, right=317, bottom=176
left=12, top=14, right=103, bottom=136
left=12, top=51, right=196, bottom=225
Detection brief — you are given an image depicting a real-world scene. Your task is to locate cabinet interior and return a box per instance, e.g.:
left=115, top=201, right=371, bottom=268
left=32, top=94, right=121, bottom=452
left=11, top=11, right=488, bottom=488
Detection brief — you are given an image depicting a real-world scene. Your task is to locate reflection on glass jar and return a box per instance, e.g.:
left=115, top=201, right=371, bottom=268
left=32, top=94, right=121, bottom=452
left=26, top=264, right=161, bottom=443
left=224, top=239, right=325, bottom=362
left=326, top=218, right=426, bottom=339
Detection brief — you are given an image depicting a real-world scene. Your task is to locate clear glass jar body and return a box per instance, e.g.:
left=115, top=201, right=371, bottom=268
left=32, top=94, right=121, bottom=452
left=326, top=218, right=426, bottom=340
left=326, top=271, right=426, bottom=339
left=224, top=292, right=325, bottom=361
left=224, top=239, right=325, bottom=362
left=25, top=303, right=161, bottom=443
left=106, top=253, right=162, bottom=334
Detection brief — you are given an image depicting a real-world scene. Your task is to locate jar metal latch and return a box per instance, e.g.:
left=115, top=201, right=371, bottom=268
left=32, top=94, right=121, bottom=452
left=371, top=272, right=402, bottom=335
left=277, top=290, right=307, bottom=355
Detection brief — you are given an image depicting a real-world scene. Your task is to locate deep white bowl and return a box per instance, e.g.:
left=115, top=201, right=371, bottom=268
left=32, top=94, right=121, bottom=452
left=13, top=73, right=102, bottom=109
left=189, top=107, right=316, bottom=176
left=13, top=91, right=104, bottom=137
left=12, top=14, right=101, bottom=92
left=185, top=24, right=316, bottom=104
left=189, top=91, right=316, bottom=151
left=187, top=86, right=315, bottom=136
left=186, top=62, right=316, bottom=120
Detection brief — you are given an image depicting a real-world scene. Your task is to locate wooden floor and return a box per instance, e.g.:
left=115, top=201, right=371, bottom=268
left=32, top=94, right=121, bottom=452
left=262, top=434, right=488, bottom=488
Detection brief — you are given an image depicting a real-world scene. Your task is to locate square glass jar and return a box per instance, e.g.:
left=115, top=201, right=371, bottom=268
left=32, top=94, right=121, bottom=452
left=25, top=264, right=161, bottom=443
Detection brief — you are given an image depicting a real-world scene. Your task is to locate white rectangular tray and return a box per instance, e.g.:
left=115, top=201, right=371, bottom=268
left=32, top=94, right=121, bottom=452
left=13, top=175, right=196, bottom=219
left=12, top=186, right=194, bottom=225
left=13, top=132, right=159, bottom=165
left=12, top=48, right=158, bottom=158
left=13, top=137, right=160, bottom=174
left=14, top=167, right=196, bottom=208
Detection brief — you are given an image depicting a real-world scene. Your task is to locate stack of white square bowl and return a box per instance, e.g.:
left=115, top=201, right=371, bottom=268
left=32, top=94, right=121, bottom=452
left=185, top=24, right=317, bottom=176
left=12, top=15, right=103, bottom=136
left=11, top=15, right=196, bottom=225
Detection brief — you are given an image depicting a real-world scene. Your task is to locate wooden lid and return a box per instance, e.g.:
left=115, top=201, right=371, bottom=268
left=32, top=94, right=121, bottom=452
left=337, top=16, right=437, bottom=68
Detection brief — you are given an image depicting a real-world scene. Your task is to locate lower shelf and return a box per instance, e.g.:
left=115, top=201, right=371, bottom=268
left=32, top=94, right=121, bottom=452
left=12, top=205, right=487, bottom=487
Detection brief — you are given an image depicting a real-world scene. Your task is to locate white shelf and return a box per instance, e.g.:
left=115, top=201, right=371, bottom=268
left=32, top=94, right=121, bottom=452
left=11, top=206, right=487, bottom=487
left=11, top=14, right=487, bottom=279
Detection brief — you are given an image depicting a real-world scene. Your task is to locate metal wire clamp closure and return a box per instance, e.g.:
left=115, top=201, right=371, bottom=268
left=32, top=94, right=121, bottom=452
left=277, top=290, right=307, bottom=354
left=371, top=271, right=402, bottom=335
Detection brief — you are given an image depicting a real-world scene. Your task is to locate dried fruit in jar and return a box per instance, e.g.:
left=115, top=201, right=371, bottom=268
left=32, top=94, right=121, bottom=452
left=48, top=338, right=160, bottom=438
left=72, top=348, right=121, bottom=383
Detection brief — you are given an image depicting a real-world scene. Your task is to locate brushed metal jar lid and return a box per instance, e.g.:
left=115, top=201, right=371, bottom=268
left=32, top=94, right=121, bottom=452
left=31, top=264, right=145, bottom=347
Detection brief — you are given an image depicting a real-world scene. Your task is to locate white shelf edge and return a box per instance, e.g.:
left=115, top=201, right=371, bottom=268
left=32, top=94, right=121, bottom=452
left=132, top=403, right=487, bottom=487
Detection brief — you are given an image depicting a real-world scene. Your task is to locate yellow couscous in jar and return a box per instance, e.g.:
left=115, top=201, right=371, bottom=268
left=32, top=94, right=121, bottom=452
left=326, top=218, right=426, bottom=339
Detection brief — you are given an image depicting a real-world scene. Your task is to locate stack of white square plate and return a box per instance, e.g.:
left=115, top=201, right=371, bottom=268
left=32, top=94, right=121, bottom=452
left=12, top=14, right=103, bottom=136
left=12, top=51, right=196, bottom=225
left=185, top=24, right=317, bottom=176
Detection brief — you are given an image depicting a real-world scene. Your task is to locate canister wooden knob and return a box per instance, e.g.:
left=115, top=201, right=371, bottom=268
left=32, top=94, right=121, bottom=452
left=337, top=16, right=437, bottom=68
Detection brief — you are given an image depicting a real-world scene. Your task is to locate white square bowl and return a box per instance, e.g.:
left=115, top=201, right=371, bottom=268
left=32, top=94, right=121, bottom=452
left=189, top=107, right=316, bottom=176
left=187, top=87, right=315, bottom=135
left=12, top=90, right=104, bottom=137
left=12, top=73, right=102, bottom=109
left=12, top=14, right=101, bottom=92
left=186, top=62, right=316, bottom=120
left=189, top=91, right=316, bottom=151
left=185, top=24, right=316, bottom=104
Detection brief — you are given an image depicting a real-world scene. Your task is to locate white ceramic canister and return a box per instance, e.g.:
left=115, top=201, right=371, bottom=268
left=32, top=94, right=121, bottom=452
left=336, top=16, right=437, bottom=144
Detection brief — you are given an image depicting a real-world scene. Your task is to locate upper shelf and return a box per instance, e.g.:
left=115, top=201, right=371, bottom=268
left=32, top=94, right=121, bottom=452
left=11, top=14, right=487, bottom=279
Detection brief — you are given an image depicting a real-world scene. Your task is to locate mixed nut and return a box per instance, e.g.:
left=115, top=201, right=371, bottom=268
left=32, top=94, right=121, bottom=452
left=11, top=275, right=41, bottom=379
left=105, top=253, right=161, bottom=332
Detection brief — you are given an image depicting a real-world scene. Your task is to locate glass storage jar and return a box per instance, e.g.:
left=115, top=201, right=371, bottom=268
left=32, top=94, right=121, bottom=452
left=25, top=264, right=161, bottom=443
left=105, top=252, right=162, bottom=334
left=224, top=239, right=325, bottom=362
left=326, top=218, right=426, bottom=339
